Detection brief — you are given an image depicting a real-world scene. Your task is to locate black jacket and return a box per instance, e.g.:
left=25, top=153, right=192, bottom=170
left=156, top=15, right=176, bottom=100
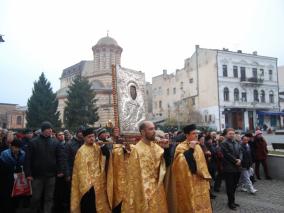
left=24, top=135, right=66, bottom=178
left=65, top=137, right=84, bottom=177
left=221, top=139, right=242, bottom=173
left=241, top=143, right=253, bottom=169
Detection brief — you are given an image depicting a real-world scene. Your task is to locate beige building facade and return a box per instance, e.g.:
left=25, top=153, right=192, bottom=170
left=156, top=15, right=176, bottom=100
left=152, top=46, right=281, bottom=131
left=0, top=103, right=26, bottom=129
left=57, top=35, right=142, bottom=127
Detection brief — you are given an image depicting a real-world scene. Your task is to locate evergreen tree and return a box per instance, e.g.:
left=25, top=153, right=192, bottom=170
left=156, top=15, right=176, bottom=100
left=64, top=75, right=99, bottom=131
left=26, top=73, right=61, bottom=129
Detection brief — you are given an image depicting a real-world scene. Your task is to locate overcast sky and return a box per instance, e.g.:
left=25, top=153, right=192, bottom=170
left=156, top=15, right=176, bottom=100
left=1, top=0, right=284, bottom=106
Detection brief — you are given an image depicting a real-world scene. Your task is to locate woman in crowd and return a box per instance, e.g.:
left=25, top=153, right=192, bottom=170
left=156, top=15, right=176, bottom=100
left=0, top=139, right=26, bottom=213
left=254, top=130, right=272, bottom=180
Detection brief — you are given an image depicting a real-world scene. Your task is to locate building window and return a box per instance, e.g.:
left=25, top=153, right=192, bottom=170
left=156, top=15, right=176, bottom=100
left=159, top=101, right=162, bottom=108
left=252, top=68, right=257, bottom=78
left=205, top=115, right=208, bottom=123
left=234, top=88, right=239, bottom=101
left=192, top=97, right=195, bottom=105
left=189, top=78, right=193, bottom=83
left=180, top=81, right=184, bottom=90
left=223, top=65, right=228, bottom=77
left=269, top=70, right=273, bottom=81
left=224, top=87, right=229, bottom=101
left=260, top=69, right=264, bottom=76
left=167, top=88, right=169, bottom=95
left=16, top=116, right=22, bottom=125
left=173, top=88, right=176, bottom=94
left=254, top=90, right=259, bottom=102
left=240, top=67, right=246, bottom=81
left=233, top=66, right=238, bottom=78
left=209, top=115, right=212, bottom=122
left=103, top=54, right=106, bottom=69
left=260, top=90, right=265, bottom=103
left=269, top=91, right=274, bottom=103
left=241, top=92, right=247, bottom=102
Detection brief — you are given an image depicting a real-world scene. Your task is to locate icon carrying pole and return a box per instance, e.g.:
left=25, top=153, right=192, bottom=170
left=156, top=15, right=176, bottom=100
left=112, top=64, right=119, bottom=128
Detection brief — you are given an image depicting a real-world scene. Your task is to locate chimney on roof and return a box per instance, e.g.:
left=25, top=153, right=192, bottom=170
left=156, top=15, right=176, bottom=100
left=195, top=45, right=200, bottom=50
left=163, top=69, right=167, bottom=75
left=253, top=51, right=258, bottom=55
left=237, top=50, right=242, bottom=53
left=223, top=48, right=229, bottom=51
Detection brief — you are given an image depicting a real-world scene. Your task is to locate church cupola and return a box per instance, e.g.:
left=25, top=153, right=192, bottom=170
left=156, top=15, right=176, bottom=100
left=92, top=34, right=123, bottom=73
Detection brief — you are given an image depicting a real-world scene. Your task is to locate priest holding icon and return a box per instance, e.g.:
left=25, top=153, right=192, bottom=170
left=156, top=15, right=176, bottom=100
left=170, top=124, right=212, bottom=213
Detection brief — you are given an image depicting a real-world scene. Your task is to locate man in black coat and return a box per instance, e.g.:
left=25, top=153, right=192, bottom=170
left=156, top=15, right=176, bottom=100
left=24, top=121, right=66, bottom=213
left=221, top=128, right=242, bottom=210
left=65, top=126, right=84, bottom=179
left=53, top=131, right=69, bottom=213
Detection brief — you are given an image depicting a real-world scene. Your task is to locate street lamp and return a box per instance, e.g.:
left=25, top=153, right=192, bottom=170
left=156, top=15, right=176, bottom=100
left=0, top=35, right=5, bottom=43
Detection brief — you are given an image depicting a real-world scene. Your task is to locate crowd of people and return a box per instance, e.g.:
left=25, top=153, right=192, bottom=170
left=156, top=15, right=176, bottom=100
left=0, top=121, right=272, bottom=213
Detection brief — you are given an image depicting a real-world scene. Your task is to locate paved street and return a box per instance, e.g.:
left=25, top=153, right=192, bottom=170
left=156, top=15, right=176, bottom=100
left=212, top=179, right=284, bottom=213
left=17, top=179, right=284, bottom=213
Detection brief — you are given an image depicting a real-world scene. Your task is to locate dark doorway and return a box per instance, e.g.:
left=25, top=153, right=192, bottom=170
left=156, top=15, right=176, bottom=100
left=232, top=111, right=243, bottom=130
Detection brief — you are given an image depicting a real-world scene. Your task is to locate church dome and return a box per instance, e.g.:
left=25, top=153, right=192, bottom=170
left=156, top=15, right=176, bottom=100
left=96, top=36, right=118, bottom=46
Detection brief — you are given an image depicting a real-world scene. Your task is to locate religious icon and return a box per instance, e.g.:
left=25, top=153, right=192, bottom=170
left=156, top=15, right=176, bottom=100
left=114, top=65, right=146, bottom=135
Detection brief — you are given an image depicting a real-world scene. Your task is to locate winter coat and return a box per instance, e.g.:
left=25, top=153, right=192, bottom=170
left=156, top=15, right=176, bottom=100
left=0, top=148, right=25, bottom=204
left=254, top=137, right=268, bottom=160
left=221, top=139, right=242, bottom=173
left=24, top=134, right=66, bottom=178
left=241, top=143, right=253, bottom=169
left=65, top=137, right=84, bottom=177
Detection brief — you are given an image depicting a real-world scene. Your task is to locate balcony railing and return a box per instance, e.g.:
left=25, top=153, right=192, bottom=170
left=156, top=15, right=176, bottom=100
left=225, top=100, right=275, bottom=109
left=240, top=77, right=264, bottom=84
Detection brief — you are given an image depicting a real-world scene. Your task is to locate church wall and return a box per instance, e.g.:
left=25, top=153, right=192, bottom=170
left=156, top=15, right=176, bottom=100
left=58, top=36, right=138, bottom=129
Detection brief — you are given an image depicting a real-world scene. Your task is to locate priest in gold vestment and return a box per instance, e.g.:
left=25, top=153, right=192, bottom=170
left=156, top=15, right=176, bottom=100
left=111, top=143, right=128, bottom=213
left=120, top=121, right=171, bottom=213
left=71, top=127, right=112, bottom=213
left=171, top=124, right=212, bottom=213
